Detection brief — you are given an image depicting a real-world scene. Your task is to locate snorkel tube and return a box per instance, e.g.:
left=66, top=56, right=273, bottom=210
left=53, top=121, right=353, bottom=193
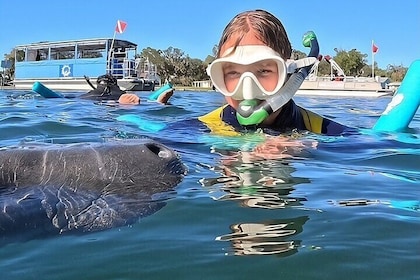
left=236, top=31, right=320, bottom=126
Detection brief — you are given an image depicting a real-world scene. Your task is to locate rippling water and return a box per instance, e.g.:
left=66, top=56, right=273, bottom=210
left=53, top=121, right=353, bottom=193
left=0, top=89, right=419, bottom=280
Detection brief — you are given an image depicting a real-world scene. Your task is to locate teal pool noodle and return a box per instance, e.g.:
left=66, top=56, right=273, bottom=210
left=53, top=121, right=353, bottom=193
left=117, top=114, right=166, bottom=132
left=32, top=81, right=64, bottom=98
left=148, top=83, right=173, bottom=101
left=390, top=200, right=419, bottom=212
left=373, top=60, right=420, bottom=132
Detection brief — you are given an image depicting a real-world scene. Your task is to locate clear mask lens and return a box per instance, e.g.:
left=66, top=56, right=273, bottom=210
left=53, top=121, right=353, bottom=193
left=226, top=71, right=280, bottom=100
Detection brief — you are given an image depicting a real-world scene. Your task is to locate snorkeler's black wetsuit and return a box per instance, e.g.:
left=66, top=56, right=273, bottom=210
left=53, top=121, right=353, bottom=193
left=200, top=99, right=352, bottom=136
left=79, top=74, right=126, bottom=101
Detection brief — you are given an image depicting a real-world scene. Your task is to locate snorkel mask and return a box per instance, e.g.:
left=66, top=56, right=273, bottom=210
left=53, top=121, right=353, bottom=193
left=207, top=46, right=295, bottom=100
left=207, top=31, right=319, bottom=126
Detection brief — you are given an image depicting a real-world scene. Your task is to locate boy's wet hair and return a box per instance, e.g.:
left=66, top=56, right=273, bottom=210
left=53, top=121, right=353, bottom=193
left=217, top=9, right=292, bottom=60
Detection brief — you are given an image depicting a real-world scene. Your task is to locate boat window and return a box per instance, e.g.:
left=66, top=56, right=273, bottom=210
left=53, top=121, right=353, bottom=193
left=77, top=49, right=104, bottom=59
left=26, top=49, right=38, bottom=61
left=15, top=49, right=25, bottom=62
left=28, top=48, right=49, bottom=61
left=23, top=48, right=49, bottom=61
left=50, top=45, right=75, bottom=60
left=76, top=42, right=106, bottom=59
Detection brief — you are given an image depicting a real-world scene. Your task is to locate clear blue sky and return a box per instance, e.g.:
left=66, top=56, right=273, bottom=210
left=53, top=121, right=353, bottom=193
left=1, top=0, right=419, bottom=69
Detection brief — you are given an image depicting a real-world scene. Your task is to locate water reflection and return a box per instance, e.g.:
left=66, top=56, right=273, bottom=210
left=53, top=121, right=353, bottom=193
left=201, top=138, right=314, bottom=256
left=332, top=198, right=420, bottom=212
left=201, top=147, right=311, bottom=209
left=216, top=216, right=308, bottom=256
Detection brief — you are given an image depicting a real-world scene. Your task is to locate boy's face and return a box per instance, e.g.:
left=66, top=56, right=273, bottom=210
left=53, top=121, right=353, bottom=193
left=218, top=31, right=281, bottom=109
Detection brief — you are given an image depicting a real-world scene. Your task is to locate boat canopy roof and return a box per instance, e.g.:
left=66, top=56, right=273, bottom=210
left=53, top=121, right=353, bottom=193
left=15, top=38, right=137, bottom=51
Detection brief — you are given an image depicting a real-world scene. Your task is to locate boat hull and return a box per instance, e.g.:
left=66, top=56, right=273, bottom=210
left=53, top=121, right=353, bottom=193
left=13, top=78, right=155, bottom=91
left=296, top=89, right=393, bottom=97
left=120, top=78, right=155, bottom=91
left=298, top=79, right=394, bottom=97
left=301, top=79, right=390, bottom=91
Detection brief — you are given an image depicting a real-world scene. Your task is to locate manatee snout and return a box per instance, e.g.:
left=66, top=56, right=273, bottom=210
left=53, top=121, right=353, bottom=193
left=137, top=141, right=187, bottom=177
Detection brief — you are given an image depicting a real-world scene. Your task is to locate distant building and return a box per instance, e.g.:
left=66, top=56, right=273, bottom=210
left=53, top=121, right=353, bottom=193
left=192, top=80, right=213, bottom=88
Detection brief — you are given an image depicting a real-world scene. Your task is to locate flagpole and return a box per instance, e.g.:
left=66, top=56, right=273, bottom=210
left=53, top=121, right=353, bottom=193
left=107, top=30, right=117, bottom=74
left=372, top=39, right=375, bottom=79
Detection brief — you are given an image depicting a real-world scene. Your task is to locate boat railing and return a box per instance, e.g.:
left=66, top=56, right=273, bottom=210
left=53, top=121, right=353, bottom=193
left=307, top=75, right=381, bottom=83
left=107, top=58, right=138, bottom=79
left=302, top=75, right=391, bottom=91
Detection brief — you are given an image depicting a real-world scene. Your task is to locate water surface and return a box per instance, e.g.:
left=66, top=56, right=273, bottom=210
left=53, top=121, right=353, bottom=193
left=0, top=89, right=419, bottom=280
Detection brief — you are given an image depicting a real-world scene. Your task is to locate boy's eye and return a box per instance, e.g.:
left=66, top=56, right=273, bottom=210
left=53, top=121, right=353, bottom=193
left=225, top=70, right=241, bottom=78
left=258, top=68, right=272, bottom=74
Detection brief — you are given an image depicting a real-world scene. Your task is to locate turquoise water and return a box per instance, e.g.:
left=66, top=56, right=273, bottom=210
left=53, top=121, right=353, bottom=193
left=0, top=89, right=419, bottom=280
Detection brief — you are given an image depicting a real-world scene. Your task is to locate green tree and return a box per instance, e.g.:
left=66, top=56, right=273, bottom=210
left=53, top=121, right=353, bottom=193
left=333, top=48, right=367, bottom=76
left=161, top=47, right=188, bottom=84
left=317, top=59, right=333, bottom=76
left=2, top=50, right=17, bottom=78
left=204, top=55, right=215, bottom=66
left=386, top=64, right=407, bottom=82
left=137, top=47, right=168, bottom=81
left=291, top=49, right=307, bottom=60
left=212, top=44, right=218, bottom=57
left=182, top=57, right=208, bottom=85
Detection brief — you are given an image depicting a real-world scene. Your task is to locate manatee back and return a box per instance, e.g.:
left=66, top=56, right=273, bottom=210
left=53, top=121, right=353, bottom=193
left=0, top=140, right=185, bottom=193
left=0, top=140, right=186, bottom=239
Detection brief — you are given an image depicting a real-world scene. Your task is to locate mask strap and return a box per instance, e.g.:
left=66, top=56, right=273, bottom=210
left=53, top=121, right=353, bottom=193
left=286, top=57, right=317, bottom=73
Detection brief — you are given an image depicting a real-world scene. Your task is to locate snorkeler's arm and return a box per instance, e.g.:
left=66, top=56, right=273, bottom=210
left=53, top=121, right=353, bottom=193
left=118, top=93, right=140, bottom=105
left=148, top=83, right=175, bottom=104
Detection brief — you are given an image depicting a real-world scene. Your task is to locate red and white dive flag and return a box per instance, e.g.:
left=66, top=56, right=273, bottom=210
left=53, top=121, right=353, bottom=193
left=115, top=20, right=127, bottom=34
left=372, top=42, right=379, bottom=54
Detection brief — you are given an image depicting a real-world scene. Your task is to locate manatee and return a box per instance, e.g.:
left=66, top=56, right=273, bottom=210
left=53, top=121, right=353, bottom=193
left=0, top=139, right=186, bottom=242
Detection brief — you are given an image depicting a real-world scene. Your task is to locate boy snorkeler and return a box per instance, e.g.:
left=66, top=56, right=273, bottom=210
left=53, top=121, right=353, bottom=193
left=201, top=9, right=352, bottom=136
left=120, top=9, right=353, bottom=139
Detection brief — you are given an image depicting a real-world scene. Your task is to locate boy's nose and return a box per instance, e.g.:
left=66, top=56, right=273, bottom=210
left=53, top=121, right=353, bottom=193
left=241, top=75, right=261, bottom=100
